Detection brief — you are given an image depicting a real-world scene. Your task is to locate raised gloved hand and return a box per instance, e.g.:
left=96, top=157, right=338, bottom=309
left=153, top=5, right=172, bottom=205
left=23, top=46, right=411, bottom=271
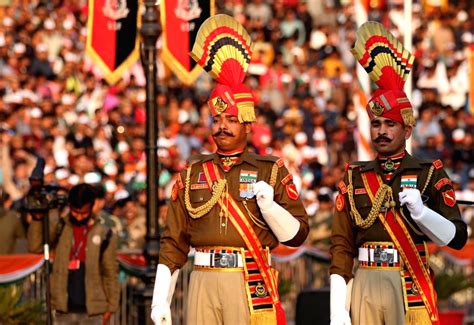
left=398, top=188, right=424, bottom=219
left=330, top=274, right=352, bottom=325
left=399, top=189, right=455, bottom=246
left=253, top=180, right=299, bottom=242
left=151, top=264, right=179, bottom=325
left=253, top=181, right=274, bottom=211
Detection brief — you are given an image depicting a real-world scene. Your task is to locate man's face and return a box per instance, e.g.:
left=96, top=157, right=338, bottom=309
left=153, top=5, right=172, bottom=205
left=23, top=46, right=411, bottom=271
left=70, top=203, right=93, bottom=223
left=370, top=117, right=412, bottom=156
left=211, top=112, right=250, bottom=152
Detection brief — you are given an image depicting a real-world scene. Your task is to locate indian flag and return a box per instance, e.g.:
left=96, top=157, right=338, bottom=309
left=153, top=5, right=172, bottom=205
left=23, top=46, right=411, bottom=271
left=401, top=175, right=417, bottom=188
left=240, top=170, right=257, bottom=183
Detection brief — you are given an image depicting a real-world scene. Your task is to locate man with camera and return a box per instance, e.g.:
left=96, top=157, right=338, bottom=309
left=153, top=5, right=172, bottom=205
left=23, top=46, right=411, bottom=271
left=28, top=183, right=120, bottom=324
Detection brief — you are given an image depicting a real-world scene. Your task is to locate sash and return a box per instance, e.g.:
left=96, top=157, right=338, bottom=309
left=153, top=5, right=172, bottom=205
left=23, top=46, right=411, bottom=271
left=362, top=170, right=439, bottom=325
left=202, top=160, right=286, bottom=325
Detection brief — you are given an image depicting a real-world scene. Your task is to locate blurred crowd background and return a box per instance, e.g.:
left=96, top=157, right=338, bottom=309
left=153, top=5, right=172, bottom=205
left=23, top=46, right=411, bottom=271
left=0, top=0, right=473, bottom=274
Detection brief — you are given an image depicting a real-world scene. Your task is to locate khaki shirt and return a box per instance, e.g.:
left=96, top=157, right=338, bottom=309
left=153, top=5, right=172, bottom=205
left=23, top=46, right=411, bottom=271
left=330, top=153, right=468, bottom=282
left=160, top=150, right=309, bottom=272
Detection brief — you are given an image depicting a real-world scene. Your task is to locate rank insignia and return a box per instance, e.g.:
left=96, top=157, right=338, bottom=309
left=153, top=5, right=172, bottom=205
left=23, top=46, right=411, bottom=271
left=401, top=175, right=417, bottom=189
left=336, top=193, right=345, bottom=211
left=276, top=158, right=285, bottom=167
left=197, top=172, right=207, bottom=183
left=435, top=178, right=452, bottom=190
left=433, top=159, right=443, bottom=170
left=286, top=183, right=299, bottom=200
left=176, top=174, right=184, bottom=189
left=442, top=189, right=456, bottom=207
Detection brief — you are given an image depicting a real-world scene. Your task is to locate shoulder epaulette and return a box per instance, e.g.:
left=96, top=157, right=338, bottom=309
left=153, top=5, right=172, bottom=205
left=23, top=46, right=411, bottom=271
left=345, top=161, right=364, bottom=171
left=433, top=159, right=443, bottom=170
left=256, top=154, right=279, bottom=163
left=176, top=173, right=184, bottom=189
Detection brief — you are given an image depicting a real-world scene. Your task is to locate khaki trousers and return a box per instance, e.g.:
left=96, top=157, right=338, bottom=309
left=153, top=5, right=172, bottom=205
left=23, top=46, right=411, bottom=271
left=351, top=268, right=405, bottom=325
left=187, top=270, right=250, bottom=325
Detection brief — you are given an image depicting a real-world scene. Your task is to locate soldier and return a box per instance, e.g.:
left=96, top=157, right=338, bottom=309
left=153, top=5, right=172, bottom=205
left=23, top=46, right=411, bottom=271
left=330, top=22, right=468, bottom=325
left=151, top=15, right=309, bottom=325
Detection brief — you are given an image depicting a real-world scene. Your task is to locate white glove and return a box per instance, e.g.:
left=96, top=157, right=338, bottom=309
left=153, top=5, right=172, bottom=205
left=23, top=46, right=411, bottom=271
left=398, top=188, right=424, bottom=218
left=151, top=264, right=179, bottom=325
left=253, top=181, right=300, bottom=242
left=254, top=181, right=274, bottom=211
left=330, top=274, right=352, bottom=325
left=399, top=189, right=455, bottom=246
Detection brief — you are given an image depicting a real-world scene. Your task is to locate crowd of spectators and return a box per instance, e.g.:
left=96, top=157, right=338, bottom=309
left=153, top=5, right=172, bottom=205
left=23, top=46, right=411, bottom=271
left=0, top=0, right=473, bottom=257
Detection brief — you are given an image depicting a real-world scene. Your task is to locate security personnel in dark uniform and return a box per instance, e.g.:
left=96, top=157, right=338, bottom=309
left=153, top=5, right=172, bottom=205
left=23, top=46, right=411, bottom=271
left=330, top=22, right=468, bottom=325
left=151, top=15, right=309, bottom=325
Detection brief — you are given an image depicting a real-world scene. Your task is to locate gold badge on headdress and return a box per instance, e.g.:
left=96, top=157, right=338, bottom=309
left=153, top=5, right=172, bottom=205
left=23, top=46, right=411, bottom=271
left=211, top=96, right=228, bottom=114
left=369, top=101, right=384, bottom=116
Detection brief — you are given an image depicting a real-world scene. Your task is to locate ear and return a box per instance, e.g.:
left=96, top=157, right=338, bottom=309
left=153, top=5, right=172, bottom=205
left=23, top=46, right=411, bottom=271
left=404, top=125, right=413, bottom=140
left=244, top=122, right=252, bottom=134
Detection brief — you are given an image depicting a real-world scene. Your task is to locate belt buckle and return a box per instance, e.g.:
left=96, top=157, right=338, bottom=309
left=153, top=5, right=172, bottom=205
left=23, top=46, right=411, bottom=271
left=213, top=253, right=237, bottom=267
left=374, top=247, right=394, bottom=263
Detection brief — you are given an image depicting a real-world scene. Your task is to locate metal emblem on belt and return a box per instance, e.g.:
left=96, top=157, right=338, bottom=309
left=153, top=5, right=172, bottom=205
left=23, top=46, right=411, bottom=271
left=411, top=282, right=419, bottom=295
left=255, top=282, right=268, bottom=297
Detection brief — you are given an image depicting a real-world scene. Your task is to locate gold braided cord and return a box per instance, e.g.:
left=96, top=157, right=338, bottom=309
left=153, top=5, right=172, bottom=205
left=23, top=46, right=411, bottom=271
left=269, top=163, right=278, bottom=187
left=347, top=169, right=394, bottom=229
left=242, top=201, right=268, bottom=230
left=420, top=166, right=434, bottom=196
left=184, top=166, right=227, bottom=219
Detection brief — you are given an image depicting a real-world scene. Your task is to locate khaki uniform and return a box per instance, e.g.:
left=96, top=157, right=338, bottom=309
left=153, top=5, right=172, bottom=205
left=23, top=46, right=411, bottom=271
left=0, top=207, right=25, bottom=254
left=330, top=153, right=467, bottom=324
left=28, top=216, right=120, bottom=316
left=160, top=150, right=309, bottom=322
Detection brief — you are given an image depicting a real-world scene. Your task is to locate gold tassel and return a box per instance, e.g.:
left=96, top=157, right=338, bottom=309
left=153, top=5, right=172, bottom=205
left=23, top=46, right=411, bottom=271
left=237, top=102, right=256, bottom=123
left=405, top=307, right=433, bottom=325
left=250, top=310, right=277, bottom=325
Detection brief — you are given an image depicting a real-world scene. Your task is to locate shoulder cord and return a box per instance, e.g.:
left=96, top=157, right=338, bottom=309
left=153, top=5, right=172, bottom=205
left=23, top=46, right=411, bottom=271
left=184, top=165, right=227, bottom=219
left=269, top=162, right=279, bottom=187
left=347, top=168, right=394, bottom=229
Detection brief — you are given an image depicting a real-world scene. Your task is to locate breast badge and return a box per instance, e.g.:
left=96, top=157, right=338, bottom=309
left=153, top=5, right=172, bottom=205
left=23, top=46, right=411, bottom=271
left=442, top=189, right=456, bottom=207
left=286, top=183, right=299, bottom=200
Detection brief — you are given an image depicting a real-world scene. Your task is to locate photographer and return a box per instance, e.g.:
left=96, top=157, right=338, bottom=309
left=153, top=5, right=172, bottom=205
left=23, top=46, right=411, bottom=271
left=28, top=183, right=120, bottom=324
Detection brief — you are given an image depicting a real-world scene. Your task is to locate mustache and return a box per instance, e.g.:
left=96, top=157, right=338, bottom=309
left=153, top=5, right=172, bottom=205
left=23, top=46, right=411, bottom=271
left=213, top=130, right=234, bottom=137
left=375, top=135, right=392, bottom=142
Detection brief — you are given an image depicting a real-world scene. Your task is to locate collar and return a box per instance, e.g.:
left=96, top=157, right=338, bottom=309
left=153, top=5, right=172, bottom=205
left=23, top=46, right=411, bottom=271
left=202, top=148, right=259, bottom=168
left=360, top=152, right=422, bottom=172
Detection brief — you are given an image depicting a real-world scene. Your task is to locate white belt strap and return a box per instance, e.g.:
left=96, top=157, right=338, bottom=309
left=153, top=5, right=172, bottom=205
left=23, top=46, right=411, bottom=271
left=358, top=247, right=399, bottom=263
left=194, top=251, right=244, bottom=267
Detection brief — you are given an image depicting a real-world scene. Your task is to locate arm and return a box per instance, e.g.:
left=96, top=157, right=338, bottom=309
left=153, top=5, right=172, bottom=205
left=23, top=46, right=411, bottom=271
left=100, top=233, right=120, bottom=313
left=399, top=168, right=468, bottom=249
left=151, top=174, right=190, bottom=324
left=330, top=174, right=357, bottom=325
left=253, top=163, right=309, bottom=246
